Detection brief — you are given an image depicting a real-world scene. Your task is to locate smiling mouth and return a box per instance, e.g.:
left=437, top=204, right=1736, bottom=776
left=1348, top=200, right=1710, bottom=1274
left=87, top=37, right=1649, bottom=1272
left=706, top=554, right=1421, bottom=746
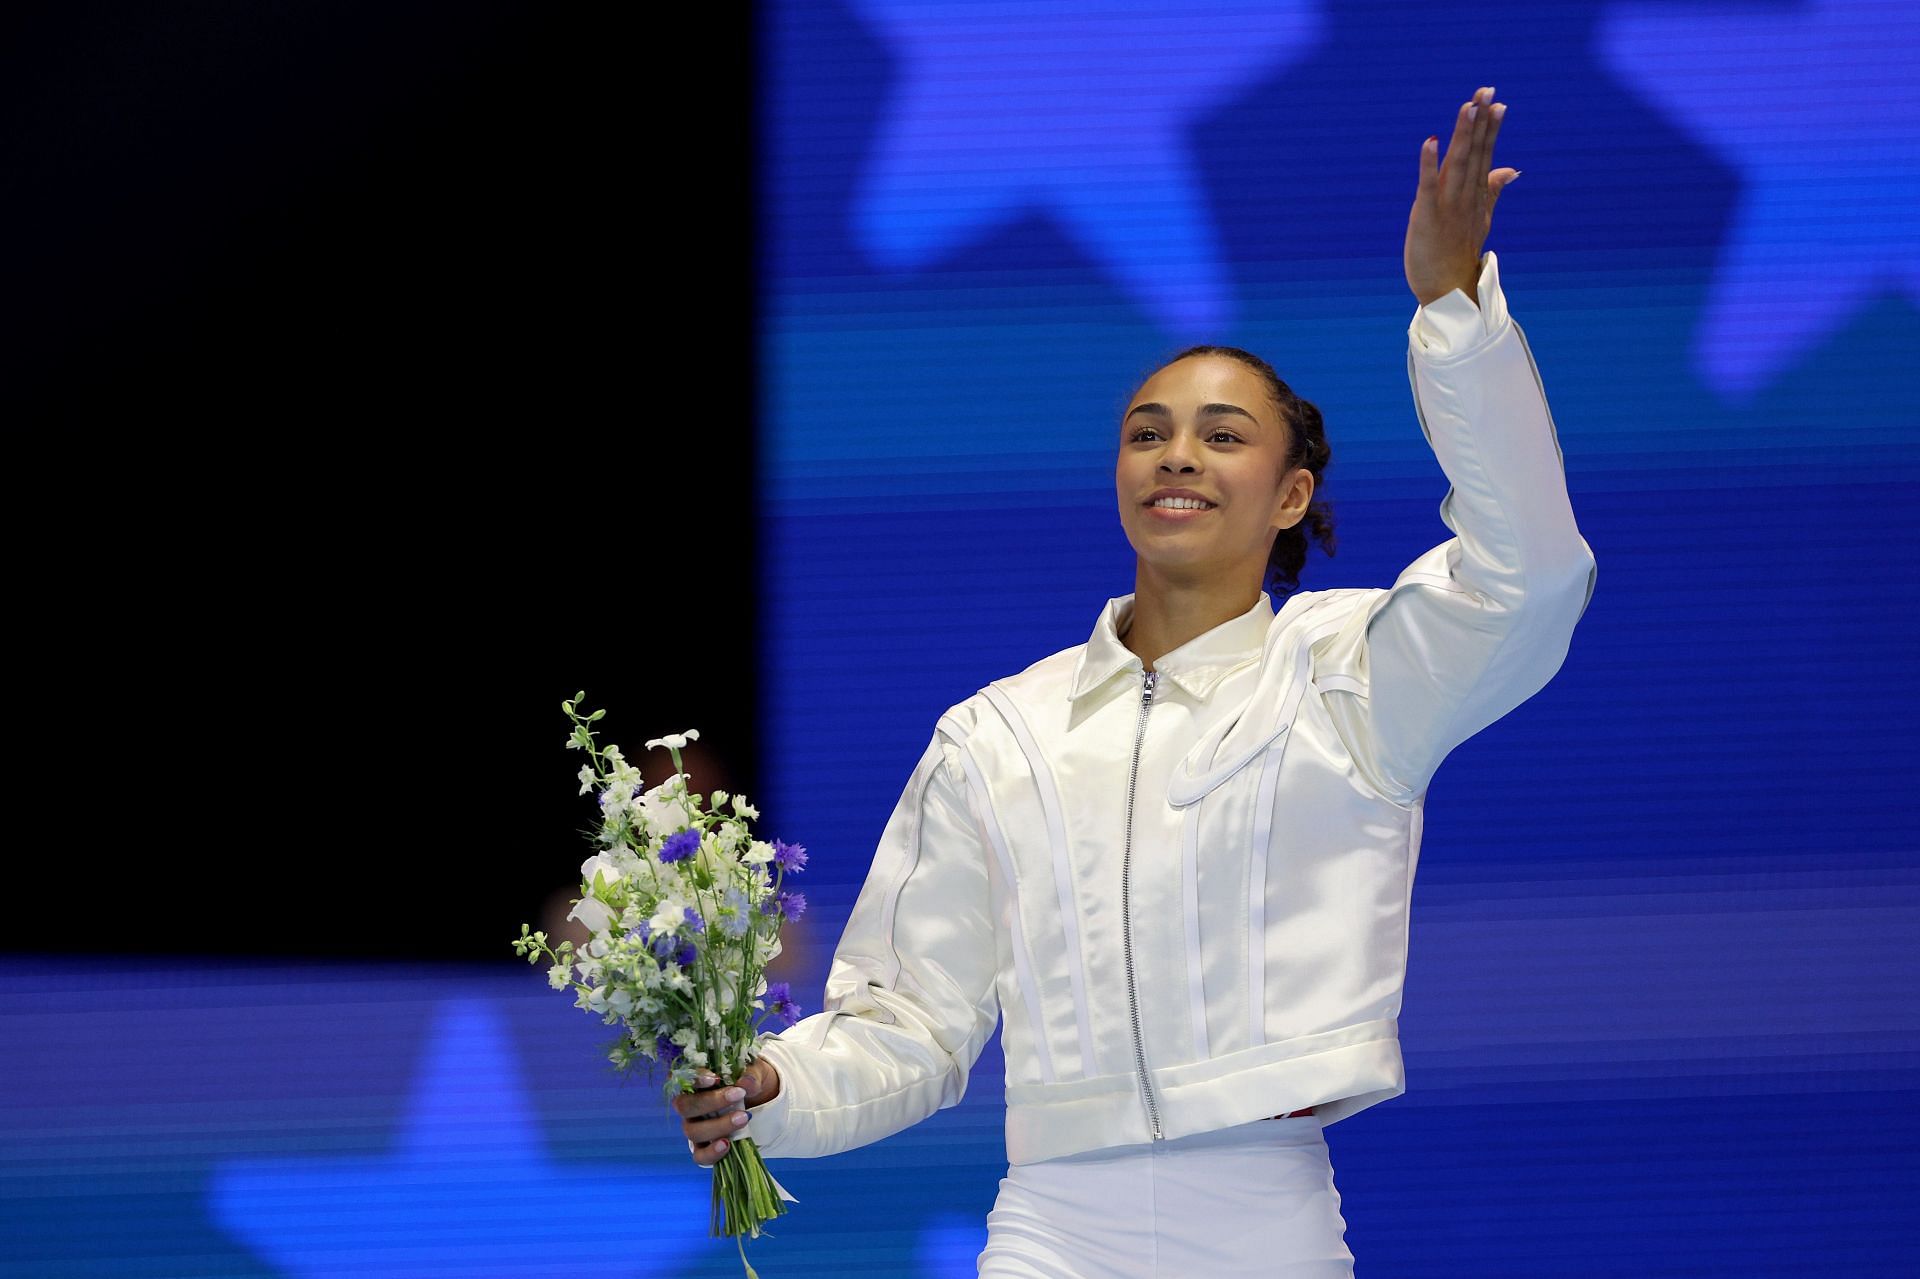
left=1146, top=498, right=1216, bottom=511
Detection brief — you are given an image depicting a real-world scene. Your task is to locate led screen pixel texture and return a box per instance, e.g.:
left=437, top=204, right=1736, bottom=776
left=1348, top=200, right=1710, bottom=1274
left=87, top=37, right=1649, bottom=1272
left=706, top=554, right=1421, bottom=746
left=4, top=2, right=1917, bottom=1276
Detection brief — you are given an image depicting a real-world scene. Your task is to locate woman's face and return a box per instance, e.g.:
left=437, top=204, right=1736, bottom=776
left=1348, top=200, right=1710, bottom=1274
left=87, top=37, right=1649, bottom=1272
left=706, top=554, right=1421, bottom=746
left=1115, top=355, right=1314, bottom=588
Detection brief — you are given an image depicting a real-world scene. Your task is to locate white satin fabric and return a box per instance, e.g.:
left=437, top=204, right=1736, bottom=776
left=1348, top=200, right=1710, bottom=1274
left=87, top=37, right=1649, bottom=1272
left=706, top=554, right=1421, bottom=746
left=743, top=250, right=1598, bottom=1169
left=977, top=1114, right=1355, bottom=1277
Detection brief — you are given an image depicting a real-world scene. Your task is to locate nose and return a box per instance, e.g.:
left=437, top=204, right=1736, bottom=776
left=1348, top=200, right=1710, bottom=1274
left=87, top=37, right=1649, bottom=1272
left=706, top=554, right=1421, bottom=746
left=1159, top=432, right=1200, bottom=473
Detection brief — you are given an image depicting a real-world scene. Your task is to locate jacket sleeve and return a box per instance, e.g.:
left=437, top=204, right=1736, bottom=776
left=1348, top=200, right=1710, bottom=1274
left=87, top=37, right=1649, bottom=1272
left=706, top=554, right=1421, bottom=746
left=1310, top=251, right=1598, bottom=806
left=729, top=727, right=1000, bottom=1159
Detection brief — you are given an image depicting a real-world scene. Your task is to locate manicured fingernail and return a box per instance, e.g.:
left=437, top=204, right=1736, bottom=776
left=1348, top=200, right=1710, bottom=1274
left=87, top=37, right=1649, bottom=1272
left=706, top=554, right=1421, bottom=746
left=1467, top=104, right=1477, bottom=119
left=716, top=1139, right=728, bottom=1151
left=732, top=1112, right=750, bottom=1126
left=1492, top=103, right=1506, bottom=119
left=1511, top=170, right=1522, bottom=179
left=726, top=1088, right=745, bottom=1101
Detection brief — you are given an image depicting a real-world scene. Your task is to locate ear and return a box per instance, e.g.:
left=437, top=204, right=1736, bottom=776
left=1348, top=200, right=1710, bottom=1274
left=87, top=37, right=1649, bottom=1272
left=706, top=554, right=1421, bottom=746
left=1270, top=463, right=1314, bottom=534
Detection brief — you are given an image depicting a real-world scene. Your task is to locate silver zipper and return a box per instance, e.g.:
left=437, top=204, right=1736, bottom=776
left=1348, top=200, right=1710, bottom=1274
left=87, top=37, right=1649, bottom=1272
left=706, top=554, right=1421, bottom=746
left=1121, top=666, right=1163, bottom=1141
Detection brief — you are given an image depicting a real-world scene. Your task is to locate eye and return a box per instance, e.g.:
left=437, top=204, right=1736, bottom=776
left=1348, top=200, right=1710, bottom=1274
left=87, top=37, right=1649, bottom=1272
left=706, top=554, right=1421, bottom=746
left=1208, top=429, right=1242, bottom=443
left=1129, top=426, right=1162, bottom=442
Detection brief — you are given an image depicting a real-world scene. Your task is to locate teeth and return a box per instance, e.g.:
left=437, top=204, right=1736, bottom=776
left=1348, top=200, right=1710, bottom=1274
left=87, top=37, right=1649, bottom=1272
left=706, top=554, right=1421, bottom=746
left=1151, top=497, right=1212, bottom=509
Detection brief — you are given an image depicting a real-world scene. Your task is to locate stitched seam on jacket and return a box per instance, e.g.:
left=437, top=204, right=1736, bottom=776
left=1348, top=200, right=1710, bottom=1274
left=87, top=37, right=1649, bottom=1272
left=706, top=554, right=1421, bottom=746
left=1179, top=799, right=1208, bottom=1061
left=876, top=740, right=942, bottom=995
left=952, top=735, right=1057, bottom=1085
left=981, top=685, right=1096, bottom=1080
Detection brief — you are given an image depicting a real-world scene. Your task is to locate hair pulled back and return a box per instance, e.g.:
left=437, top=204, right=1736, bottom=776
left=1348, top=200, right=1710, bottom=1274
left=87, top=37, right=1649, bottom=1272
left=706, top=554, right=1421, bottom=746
left=1141, top=344, right=1337, bottom=597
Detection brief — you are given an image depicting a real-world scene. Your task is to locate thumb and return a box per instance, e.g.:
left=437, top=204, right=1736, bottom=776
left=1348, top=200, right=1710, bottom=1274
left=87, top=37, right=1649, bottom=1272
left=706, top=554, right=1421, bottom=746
left=1488, top=167, right=1520, bottom=207
left=739, top=1060, right=774, bottom=1099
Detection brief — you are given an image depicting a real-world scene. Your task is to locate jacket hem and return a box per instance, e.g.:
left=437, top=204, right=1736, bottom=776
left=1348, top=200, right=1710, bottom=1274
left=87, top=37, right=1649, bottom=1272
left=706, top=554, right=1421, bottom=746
left=1003, top=1020, right=1406, bottom=1164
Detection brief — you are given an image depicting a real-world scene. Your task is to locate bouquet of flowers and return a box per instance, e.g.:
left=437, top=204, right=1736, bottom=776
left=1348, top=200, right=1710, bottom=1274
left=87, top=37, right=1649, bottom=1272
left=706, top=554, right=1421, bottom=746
left=511, top=693, right=810, bottom=1278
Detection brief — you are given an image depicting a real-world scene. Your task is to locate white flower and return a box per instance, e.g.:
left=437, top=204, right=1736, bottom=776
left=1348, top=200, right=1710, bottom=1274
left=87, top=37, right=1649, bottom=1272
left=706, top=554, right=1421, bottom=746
left=731, top=795, right=759, bottom=820
left=579, top=854, right=623, bottom=896
left=710, top=790, right=730, bottom=809
left=601, top=744, right=625, bottom=764
left=568, top=896, right=615, bottom=934
left=648, top=892, right=692, bottom=937
left=577, top=764, right=597, bottom=796
left=599, top=784, right=632, bottom=820
left=607, top=989, right=633, bottom=1016
left=636, top=777, right=691, bottom=834
left=645, top=729, right=701, bottom=751
left=546, top=963, right=570, bottom=990
left=695, top=833, right=732, bottom=881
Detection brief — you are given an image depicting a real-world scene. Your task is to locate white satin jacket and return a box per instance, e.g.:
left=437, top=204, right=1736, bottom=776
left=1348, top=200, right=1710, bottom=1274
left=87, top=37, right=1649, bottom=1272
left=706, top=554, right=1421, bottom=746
left=739, top=252, right=1597, bottom=1167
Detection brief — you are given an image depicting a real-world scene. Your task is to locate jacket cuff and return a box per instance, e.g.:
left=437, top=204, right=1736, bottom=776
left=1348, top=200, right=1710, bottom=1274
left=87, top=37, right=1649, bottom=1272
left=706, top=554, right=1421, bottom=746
left=1409, top=251, right=1508, bottom=359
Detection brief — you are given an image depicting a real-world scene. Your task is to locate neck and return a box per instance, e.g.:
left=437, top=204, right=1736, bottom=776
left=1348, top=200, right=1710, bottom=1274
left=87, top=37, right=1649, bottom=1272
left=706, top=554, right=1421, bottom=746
left=1121, top=562, right=1262, bottom=671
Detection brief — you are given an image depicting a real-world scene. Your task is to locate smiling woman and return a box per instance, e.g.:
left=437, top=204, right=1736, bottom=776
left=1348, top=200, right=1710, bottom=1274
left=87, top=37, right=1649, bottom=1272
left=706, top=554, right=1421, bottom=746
left=693, top=85, right=1597, bottom=1279
left=1118, top=342, right=1339, bottom=613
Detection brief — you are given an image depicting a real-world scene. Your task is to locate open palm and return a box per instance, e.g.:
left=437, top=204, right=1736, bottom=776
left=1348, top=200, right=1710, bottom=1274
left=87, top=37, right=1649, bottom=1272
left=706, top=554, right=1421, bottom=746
left=1405, top=86, right=1518, bottom=306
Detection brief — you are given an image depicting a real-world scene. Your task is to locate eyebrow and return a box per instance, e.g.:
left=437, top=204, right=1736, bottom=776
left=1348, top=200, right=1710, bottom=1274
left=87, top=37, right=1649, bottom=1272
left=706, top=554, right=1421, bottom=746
left=1123, top=402, right=1261, bottom=427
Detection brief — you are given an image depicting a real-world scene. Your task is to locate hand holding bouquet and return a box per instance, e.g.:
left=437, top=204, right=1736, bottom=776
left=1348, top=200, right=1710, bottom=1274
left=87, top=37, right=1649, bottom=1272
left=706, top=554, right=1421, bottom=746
left=511, top=694, right=810, bottom=1278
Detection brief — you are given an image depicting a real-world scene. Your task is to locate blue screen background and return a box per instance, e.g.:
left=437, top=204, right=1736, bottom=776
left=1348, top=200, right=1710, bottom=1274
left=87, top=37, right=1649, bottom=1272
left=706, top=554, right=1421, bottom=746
left=4, top=2, right=1916, bottom=1275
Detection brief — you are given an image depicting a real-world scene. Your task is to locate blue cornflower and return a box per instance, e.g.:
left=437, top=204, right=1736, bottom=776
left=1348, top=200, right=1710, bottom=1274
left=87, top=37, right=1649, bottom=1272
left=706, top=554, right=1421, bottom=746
left=656, top=1034, right=683, bottom=1065
left=674, top=939, right=698, bottom=968
left=778, top=891, right=807, bottom=921
left=625, top=920, right=653, bottom=945
left=682, top=905, right=706, bottom=934
left=719, top=886, right=753, bottom=937
left=772, top=839, right=808, bottom=873
left=660, top=830, right=700, bottom=864
left=764, top=980, right=801, bottom=1028
left=652, top=932, right=678, bottom=960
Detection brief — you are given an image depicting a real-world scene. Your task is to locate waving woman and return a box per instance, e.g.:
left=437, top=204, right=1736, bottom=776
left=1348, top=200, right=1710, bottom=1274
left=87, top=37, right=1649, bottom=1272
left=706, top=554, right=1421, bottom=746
left=675, top=85, right=1594, bottom=1275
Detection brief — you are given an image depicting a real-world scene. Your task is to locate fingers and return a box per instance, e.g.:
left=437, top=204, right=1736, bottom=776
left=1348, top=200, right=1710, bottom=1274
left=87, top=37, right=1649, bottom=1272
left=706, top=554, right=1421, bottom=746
left=1473, top=91, right=1505, bottom=187
left=1442, top=97, right=1476, bottom=195
left=1418, top=133, right=1439, bottom=193
left=1440, top=86, right=1507, bottom=207
left=675, top=1073, right=752, bottom=1165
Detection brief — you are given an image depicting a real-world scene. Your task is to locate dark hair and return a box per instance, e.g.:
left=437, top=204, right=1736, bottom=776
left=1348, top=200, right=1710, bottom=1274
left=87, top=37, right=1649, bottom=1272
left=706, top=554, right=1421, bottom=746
left=1136, top=344, right=1337, bottom=598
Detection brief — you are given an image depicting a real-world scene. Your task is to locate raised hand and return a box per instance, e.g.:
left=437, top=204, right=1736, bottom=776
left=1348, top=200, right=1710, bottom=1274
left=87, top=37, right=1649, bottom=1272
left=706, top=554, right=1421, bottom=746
left=1404, top=86, right=1518, bottom=307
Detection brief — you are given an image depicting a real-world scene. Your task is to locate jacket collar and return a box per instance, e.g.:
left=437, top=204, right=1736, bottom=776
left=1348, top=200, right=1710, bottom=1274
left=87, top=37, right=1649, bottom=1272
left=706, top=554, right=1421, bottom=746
left=1068, top=590, right=1275, bottom=704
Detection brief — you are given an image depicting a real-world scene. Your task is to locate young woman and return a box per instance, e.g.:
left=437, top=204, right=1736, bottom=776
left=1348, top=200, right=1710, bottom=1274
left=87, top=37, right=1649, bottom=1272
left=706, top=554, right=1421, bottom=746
left=676, top=85, right=1595, bottom=1274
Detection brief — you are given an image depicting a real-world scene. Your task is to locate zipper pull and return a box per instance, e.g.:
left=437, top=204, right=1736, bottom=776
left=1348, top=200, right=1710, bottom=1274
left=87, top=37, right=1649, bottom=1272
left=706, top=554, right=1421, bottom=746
left=1142, top=668, right=1158, bottom=703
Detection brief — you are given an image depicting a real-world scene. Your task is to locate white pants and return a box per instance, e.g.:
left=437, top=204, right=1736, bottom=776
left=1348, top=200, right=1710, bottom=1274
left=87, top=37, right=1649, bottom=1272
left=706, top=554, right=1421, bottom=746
left=977, top=1114, right=1355, bottom=1276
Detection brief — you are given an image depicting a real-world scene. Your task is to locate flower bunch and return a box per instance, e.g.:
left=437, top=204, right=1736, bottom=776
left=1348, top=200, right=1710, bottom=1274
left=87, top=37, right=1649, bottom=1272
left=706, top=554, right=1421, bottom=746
left=511, top=693, right=810, bottom=1276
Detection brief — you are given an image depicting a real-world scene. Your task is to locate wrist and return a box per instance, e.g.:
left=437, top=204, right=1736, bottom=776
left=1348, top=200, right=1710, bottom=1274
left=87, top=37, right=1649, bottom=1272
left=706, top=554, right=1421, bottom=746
left=1413, top=275, right=1478, bottom=308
